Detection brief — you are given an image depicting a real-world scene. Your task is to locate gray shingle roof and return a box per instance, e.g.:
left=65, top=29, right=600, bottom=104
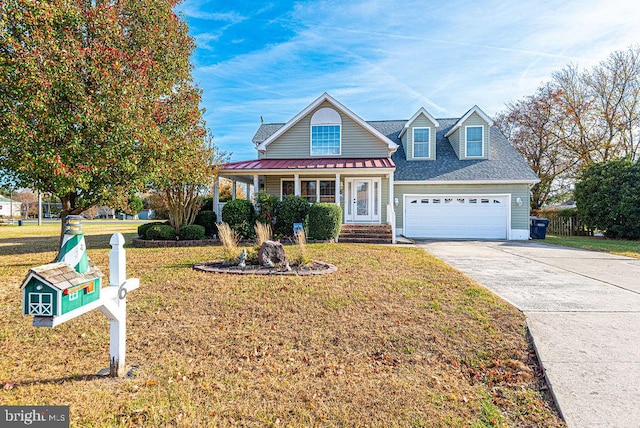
left=252, top=118, right=538, bottom=182
left=253, top=123, right=285, bottom=143
left=371, top=119, right=538, bottom=182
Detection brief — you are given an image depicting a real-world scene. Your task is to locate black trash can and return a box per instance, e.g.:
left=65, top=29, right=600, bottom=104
left=17, top=219, right=23, bottom=226
left=530, top=217, right=549, bottom=239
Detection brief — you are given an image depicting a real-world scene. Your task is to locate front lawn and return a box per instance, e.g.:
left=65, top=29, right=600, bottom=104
left=0, top=224, right=563, bottom=427
left=545, top=235, right=640, bottom=259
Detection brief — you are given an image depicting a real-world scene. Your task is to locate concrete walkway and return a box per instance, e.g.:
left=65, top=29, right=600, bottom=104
left=417, top=240, right=640, bottom=428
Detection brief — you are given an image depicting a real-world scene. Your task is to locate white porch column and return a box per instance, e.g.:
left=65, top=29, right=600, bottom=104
left=232, top=180, right=237, bottom=200
left=213, top=176, right=220, bottom=222
left=253, top=175, right=259, bottom=201
left=388, top=173, right=394, bottom=211
left=388, top=172, right=396, bottom=244
left=294, top=174, right=300, bottom=196
left=335, top=173, right=341, bottom=205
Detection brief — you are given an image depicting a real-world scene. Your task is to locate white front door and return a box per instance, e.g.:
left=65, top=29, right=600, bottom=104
left=346, top=178, right=381, bottom=223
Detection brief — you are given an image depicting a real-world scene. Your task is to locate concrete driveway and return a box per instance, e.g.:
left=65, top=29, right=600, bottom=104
left=418, top=240, right=640, bottom=428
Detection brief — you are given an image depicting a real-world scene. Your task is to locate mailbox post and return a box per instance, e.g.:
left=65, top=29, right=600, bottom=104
left=99, top=233, right=139, bottom=377
left=21, top=216, right=138, bottom=377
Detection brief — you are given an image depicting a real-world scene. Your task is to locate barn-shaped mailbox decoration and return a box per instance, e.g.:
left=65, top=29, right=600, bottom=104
left=21, top=216, right=104, bottom=317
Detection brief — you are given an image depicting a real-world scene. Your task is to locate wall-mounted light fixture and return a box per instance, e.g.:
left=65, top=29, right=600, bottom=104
left=394, top=197, right=399, bottom=206
left=516, top=197, right=523, bottom=207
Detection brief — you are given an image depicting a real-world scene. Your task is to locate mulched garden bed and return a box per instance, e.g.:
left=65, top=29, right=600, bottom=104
left=193, top=260, right=337, bottom=275
left=132, top=238, right=335, bottom=248
left=132, top=238, right=218, bottom=248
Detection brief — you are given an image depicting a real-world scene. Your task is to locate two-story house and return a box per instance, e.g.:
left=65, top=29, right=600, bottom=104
left=217, top=93, right=538, bottom=242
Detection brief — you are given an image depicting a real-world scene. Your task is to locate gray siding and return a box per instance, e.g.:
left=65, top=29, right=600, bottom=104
left=406, top=115, right=437, bottom=161
left=394, top=183, right=530, bottom=230
left=263, top=101, right=390, bottom=159
left=460, top=112, right=489, bottom=160
left=264, top=176, right=280, bottom=197
left=448, top=128, right=460, bottom=158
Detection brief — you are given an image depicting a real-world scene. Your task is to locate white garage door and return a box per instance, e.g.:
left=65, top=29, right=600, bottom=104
left=404, top=195, right=508, bottom=239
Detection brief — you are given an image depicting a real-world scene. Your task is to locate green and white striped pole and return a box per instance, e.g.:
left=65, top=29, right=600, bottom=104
left=57, top=215, right=89, bottom=274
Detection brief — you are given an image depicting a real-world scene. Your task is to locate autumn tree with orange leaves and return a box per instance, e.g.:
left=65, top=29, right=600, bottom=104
left=495, top=84, right=571, bottom=209
left=496, top=46, right=640, bottom=209
left=0, top=0, right=207, bottom=238
left=151, top=81, right=228, bottom=232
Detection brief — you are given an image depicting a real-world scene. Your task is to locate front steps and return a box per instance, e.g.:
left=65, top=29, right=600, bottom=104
left=338, top=224, right=393, bottom=244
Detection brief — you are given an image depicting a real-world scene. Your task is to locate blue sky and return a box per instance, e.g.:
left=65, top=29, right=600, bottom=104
left=178, top=0, right=640, bottom=161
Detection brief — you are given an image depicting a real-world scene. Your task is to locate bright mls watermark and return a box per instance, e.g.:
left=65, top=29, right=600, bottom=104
left=1, top=406, right=69, bottom=427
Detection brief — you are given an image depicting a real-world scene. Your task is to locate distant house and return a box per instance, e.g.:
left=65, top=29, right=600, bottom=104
left=0, top=195, right=21, bottom=218
left=217, top=93, right=539, bottom=241
left=96, top=206, right=115, bottom=219
left=137, top=209, right=156, bottom=220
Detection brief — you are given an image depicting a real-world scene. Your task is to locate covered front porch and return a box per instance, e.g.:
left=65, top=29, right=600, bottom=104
left=217, top=158, right=397, bottom=240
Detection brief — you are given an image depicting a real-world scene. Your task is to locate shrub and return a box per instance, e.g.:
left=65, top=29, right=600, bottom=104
left=179, top=224, right=205, bottom=240
left=575, top=159, right=640, bottom=239
left=222, top=199, right=255, bottom=239
left=274, top=195, right=311, bottom=237
left=146, top=224, right=177, bottom=240
left=557, top=208, right=579, bottom=218
left=307, top=203, right=342, bottom=240
left=200, top=197, right=214, bottom=211
left=255, top=191, right=279, bottom=225
left=137, top=222, right=156, bottom=239
left=194, top=210, right=217, bottom=236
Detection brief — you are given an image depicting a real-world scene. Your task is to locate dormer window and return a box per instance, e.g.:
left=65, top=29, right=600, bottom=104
left=310, top=108, right=341, bottom=155
left=466, top=126, right=483, bottom=157
left=412, top=127, right=430, bottom=158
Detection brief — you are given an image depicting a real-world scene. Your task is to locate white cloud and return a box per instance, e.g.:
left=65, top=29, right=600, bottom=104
left=178, top=1, right=246, bottom=23
left=187, top=0, right=640, bottom=159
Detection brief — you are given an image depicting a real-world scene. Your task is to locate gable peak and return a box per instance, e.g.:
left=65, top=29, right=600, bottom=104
left=399, top=107, right=440, bottom=137
left=444, top=105, right=494, bottom=138
left=256, top=93, right=398, bottom=152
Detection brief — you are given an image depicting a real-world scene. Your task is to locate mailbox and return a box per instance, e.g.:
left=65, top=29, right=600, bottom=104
left=21, top=216, right=103, bottom=318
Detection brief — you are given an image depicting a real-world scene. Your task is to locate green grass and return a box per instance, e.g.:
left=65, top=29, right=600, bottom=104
left=0, top=222, right=564, bottom=427
left=471, top=397, right=507, bottom=427
left=545, top=235, right=640, bottom=258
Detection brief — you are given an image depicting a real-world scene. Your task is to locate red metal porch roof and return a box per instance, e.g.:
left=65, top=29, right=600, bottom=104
left=221, top=158, right=395, bottom=171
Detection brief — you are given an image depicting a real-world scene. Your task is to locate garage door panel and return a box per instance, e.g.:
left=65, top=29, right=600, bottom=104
left=405, top=195, right=508, bottom=239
